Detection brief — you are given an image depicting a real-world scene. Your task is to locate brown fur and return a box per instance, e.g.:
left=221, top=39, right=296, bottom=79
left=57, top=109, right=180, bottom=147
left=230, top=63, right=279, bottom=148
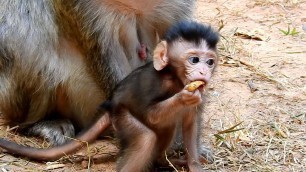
left=0, top=0, right=195, bottom=145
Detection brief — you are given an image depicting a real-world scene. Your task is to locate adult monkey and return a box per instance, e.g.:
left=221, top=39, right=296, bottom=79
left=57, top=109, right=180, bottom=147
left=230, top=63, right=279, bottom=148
left=0, top=0, right=212, bottom=162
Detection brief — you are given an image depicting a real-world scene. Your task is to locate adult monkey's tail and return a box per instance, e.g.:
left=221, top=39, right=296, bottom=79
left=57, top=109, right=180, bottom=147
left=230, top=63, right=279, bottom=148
left=0, top=112, right=111, bottom=161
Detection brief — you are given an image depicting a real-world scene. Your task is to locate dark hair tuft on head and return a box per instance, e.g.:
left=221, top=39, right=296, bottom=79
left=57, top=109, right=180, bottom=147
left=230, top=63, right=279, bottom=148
left=163, top=20, right=219, bottom=49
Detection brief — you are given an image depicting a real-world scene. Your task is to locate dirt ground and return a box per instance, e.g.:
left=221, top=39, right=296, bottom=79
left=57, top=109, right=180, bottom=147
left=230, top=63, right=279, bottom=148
left=0, top=0, right=305, bottom=171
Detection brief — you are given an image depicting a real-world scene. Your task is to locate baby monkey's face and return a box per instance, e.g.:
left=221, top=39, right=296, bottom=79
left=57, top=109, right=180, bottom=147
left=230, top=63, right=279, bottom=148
left=168, top=39, right=217, bottom=88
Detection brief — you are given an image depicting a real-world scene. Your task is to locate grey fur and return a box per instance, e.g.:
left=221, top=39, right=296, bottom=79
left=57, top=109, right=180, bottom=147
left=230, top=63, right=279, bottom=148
left=27, top=120, right=75, bottom=146
left=0, top=0, right=195, bottom=145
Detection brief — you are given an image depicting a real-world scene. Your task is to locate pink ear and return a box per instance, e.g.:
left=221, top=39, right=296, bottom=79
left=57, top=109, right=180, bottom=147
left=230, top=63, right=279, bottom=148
left=153, top=41, right=168, bottom=71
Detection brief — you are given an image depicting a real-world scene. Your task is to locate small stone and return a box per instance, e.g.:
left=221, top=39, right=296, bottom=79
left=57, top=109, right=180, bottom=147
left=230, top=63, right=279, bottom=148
left=302, top=24, right=306, bottom=31
left=81, top=160, right=91, bottom=169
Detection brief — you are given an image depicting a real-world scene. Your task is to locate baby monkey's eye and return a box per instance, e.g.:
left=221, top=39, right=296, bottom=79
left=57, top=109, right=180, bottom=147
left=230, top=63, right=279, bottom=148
left=206, top=58, right=215, bottom=66
left=188, top=56, right=200, bottom=64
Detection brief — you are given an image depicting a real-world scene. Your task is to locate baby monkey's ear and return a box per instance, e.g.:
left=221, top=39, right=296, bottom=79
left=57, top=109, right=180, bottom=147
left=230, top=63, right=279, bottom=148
left=153, top=41, right=168, bottom=71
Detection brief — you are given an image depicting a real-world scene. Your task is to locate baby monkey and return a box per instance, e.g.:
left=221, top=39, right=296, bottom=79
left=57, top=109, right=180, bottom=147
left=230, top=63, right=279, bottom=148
left=109, top=21, right=219, bottom=171
left=0, top=21, right=219, bottom=171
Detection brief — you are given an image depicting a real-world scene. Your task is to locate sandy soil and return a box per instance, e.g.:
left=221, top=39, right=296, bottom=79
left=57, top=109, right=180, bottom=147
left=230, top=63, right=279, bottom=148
left=0, top=0, right=305, bottom=171
left=196, top=0, right=305, bottom=171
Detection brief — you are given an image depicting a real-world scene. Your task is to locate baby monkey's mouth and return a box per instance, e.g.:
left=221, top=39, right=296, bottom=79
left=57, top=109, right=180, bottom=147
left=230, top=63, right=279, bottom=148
left=198, top=84, right=205, bottom=92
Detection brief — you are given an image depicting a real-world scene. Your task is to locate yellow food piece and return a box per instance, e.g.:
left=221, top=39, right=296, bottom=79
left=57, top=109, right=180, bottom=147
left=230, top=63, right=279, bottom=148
left=186, top=81, right=205, bottom=91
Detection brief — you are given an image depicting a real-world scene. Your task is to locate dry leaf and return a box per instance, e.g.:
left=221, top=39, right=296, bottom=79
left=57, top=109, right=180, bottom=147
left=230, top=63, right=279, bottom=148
left=45, top=162, right=65, bottom=170
left=234, top=28, right=267, bottom=41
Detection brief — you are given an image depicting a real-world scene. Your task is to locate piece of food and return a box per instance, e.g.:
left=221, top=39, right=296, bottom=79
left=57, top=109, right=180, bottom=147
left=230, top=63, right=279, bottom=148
left=186, top=81, right=205, bottom=91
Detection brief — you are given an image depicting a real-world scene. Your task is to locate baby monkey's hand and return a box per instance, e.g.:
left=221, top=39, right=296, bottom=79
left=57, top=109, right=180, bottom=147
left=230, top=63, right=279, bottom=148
left=176, top=81, right=205, bottom=106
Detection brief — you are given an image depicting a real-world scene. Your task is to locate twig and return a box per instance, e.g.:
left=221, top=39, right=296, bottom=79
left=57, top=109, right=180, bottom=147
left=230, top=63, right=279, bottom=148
left=165, top=151, right=178, bottom=172
left=265, top=137, right=273, bottom=163
left=239, top=59, right=286, bottom=87
left=64, top=136, right=91, bottom=170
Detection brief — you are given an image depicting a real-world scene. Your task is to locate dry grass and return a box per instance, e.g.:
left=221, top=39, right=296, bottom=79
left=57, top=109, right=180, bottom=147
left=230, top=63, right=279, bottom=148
left=203, top=111, right=306, bottom=171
